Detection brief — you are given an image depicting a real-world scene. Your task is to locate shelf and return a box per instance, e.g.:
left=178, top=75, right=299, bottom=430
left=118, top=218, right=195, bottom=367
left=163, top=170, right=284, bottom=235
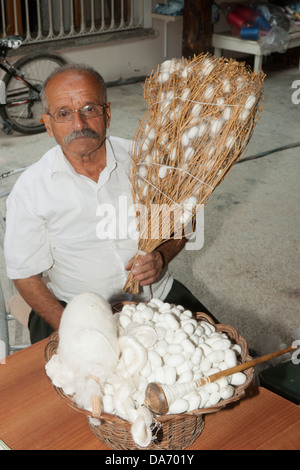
left=151, top=13, right=183, bottom=22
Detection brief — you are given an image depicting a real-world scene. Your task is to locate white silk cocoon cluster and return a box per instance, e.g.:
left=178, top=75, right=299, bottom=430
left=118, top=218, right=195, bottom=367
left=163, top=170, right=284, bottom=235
left=124, top=53, right=264, bottom=295
left=45, top=292, right=247, bottom=448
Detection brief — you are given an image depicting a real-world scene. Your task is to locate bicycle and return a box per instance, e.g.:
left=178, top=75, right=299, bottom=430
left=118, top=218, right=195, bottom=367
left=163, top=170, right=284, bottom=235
left=0, top=36, right=67, bottom=135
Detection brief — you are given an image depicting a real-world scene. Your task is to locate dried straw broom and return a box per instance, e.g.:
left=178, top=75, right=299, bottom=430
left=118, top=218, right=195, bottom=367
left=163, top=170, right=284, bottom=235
left=123, top=53, right=265, bottom=295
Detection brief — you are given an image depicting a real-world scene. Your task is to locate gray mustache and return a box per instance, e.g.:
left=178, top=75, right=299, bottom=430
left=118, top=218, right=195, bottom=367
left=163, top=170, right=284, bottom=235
left=63, top=128, right=100, bottom=144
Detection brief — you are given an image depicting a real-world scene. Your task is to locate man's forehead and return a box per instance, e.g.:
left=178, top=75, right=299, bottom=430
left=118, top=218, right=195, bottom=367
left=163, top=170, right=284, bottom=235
left=48, top=70, right=103, bottom=91
left=46, top=71, right=104, bottom=103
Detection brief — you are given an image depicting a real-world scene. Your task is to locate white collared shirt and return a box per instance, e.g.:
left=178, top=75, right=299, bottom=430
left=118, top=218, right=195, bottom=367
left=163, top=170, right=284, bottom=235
left=4, top=137, right=173, bottom=304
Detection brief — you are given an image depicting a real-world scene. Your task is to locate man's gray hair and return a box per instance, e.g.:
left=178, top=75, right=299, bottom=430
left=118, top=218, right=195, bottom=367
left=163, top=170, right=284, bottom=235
left=40, top=63, right=107, bottom=113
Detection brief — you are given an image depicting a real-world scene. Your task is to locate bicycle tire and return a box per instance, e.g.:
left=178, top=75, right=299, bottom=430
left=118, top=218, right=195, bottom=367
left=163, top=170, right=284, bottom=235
left=0, top=53, right=68, bottom=135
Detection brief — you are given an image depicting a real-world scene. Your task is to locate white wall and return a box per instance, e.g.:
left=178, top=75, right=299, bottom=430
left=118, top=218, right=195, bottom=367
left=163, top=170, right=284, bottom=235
left=54, top=16, right=183, bottom=84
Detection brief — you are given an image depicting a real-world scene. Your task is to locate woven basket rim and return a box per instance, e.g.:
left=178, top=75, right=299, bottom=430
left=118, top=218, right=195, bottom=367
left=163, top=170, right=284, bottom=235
left=44, top=307, right=254, bottom=422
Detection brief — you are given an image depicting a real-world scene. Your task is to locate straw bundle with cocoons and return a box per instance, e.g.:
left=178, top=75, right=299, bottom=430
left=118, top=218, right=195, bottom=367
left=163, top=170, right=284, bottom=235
left=123, top=53, right=265, bottom=294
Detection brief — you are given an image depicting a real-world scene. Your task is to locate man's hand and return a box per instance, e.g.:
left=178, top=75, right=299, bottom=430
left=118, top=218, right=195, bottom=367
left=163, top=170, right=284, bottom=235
left=125, top=251, right=164, bottom=286
left=125, top=237, right=188, bottom=287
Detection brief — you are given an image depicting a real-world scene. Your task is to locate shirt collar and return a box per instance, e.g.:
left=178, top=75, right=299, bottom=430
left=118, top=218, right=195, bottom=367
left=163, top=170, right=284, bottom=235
left=105, top=137, right=117, bottom=173
left=50, top=137, right=117, bottom=180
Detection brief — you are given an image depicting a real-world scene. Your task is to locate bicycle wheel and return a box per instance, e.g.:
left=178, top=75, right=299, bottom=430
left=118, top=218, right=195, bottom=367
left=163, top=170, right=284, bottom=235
left=0, top=53, right=67, bottom=135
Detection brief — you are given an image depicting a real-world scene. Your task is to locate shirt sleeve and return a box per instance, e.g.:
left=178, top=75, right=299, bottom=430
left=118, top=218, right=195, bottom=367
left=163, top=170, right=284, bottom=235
left=4, top=186, right=53, bottom=280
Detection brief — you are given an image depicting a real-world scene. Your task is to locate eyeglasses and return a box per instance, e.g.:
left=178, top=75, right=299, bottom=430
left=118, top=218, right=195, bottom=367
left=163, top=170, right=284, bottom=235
left=48, top=104, right=107, bottom=123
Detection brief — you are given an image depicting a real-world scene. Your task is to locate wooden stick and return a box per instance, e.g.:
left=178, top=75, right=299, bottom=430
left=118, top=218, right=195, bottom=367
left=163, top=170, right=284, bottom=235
left=90, top=395, right=103, bottom=418
left=194, top=345, right=295, bottom=388
left=88, top=374, right=103, bottom=418
left=144, top=346, right=296, bottom=414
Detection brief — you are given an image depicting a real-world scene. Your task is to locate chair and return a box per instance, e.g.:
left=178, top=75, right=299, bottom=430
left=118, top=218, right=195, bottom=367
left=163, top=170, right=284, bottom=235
left=0, top=167, right=31, bottom=358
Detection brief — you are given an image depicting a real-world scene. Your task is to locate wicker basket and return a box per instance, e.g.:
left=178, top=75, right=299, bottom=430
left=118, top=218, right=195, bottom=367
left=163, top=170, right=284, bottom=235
left=45, top=310, right=253, bottom=450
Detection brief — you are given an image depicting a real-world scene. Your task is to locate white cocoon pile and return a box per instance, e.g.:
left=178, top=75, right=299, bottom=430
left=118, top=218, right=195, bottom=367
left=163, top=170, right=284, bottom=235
left=49, top=292, right=120, bottom=381
left=117, top=298, right=247, bottom=416
left=45, top=293, right=120, bottom=425
left=46, top=293, right=247, bottom=448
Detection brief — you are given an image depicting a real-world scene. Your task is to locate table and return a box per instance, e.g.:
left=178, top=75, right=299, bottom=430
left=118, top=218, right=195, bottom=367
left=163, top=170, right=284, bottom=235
left=212, top=31, right=300, bottom=72
left=0, top=340, right=299, bottom=450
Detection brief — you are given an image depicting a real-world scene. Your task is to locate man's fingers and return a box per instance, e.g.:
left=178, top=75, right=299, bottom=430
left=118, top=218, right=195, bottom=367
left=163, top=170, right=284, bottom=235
left=131, top=252, right=163, bottom=285
left=125, top=256, right=135, bottom=271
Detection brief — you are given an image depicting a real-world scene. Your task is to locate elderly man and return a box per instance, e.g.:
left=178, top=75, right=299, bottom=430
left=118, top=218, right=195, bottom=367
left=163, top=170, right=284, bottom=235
left=4, top=64, right=215, bottom=343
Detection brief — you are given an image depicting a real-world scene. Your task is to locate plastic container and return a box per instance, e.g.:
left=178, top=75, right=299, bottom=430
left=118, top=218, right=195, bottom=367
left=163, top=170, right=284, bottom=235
left=226, top=11, right=245, bottom=29
left=240, top=26, right=260, bottom=41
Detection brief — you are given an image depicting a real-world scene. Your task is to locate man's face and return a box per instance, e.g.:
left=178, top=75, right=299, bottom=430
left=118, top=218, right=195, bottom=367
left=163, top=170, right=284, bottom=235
left=42, top=70, right=111, bottom=159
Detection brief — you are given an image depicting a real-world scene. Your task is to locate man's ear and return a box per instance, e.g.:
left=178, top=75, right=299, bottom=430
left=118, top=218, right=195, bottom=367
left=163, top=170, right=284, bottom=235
left=41, top=113, right=54, bottom=137
left=104, top=102, right=111, bottom=129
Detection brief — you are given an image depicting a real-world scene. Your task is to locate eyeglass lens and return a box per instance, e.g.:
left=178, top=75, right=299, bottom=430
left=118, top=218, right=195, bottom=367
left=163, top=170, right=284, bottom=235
left=52, top=104, right=105, bottom=122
